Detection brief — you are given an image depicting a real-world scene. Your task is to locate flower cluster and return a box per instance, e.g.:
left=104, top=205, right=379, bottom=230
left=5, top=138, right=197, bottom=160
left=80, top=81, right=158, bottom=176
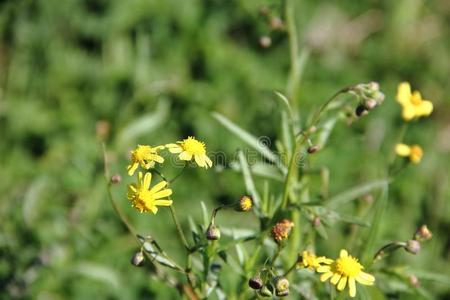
left=395, top=82, right=433, bottom=164
left=298, top=249, right=375, bottom=298
left=126, top=136, right=212, bottom=214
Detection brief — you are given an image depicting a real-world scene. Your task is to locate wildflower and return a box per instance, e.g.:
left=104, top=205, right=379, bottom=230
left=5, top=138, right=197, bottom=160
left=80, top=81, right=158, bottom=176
left=395, top=143, right=423, bottom=164
left=298, top=250, right=333, bottom=270
left=414, top=225, right=432, bottom=241
left=237, top=196, right=253, bottom=212
left=274, top=277, right=289, bottom=297
left=396, top=82, right=433, bottom=121
left=127, top=172, right=173, bottom=214
left=165, top=136, right=212, bottom=169
left=271, top=219, right=294, bottom=243
left=127, top=145, right=165, bottom=176
left=317, top=249, right=375, bottom=298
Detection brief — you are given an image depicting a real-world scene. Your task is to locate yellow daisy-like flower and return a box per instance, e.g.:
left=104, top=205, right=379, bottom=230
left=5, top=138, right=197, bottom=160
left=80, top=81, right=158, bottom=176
left=298, top=251, right=333, bottom=270
left=127, top=172, right=173, bottom=214
left=165, top=136, right=212, bottom=169
left=396, top=82, right=433, bottom=121
left=395, top=143, right=423, bottom=164
left=317, top=249, right=375, bottom=298
left=127, top=145, right=165, bottom=176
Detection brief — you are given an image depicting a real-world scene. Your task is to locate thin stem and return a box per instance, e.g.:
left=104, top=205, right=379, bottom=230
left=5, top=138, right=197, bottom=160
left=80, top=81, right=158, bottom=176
left=169, top=164, right=188, bottom=183
left=283, top=260, right=297, bottom=277
left=169, top=205, right=191, bottom=251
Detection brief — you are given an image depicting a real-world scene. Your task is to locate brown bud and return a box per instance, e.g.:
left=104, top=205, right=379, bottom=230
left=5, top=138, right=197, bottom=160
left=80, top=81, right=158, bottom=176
left=405, top=240, right=421, bottom=255
left=307, top=145, right=320, bottom=154
left=271, top=219, right=294, bottom=243
left=96, top=120, right=110, bottom=140
left=409, top=275, right=420, bottom=287
left=269, top=17, right=284, bottom=30
left=248, top=276, right=263, bottom=290
left=313, top=217, right=321, bottom=227
left=110, top=174, right=122, bottom=184
left=414, top=225, right=432, bottom=241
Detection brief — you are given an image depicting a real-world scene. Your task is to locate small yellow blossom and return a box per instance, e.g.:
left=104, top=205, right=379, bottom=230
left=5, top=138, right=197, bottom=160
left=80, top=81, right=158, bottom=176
left=396, top=82, right=433, bottom=121
left=395, top=143, right=423, bottom=164
left=238, top=196, right=253, bottom=212
left=127, top=172, right=173, bottom=214
left=127, top=145, right=165, bottom=176
left=165, top=136, right=212, bottom=169
left=298, top=250, right=333, bottom=270
left=317, top=249, right=375, bottom=298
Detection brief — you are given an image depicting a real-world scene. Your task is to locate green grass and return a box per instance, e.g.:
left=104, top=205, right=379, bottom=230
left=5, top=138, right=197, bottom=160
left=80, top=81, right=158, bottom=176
left=1, top=0, right=449, bottom=299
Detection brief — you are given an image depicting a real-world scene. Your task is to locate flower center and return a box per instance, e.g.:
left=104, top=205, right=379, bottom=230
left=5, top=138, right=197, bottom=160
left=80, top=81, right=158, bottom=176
left=410, top=92, right=422, bottom=105
left=134, top=146, right=152, bottom=160
left=335, top=256, right=362, bottom=277
left=182, top=137, right=206, bottom=155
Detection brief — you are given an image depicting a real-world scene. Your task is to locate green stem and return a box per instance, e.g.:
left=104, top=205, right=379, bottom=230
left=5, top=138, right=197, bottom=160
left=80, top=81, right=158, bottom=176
left=169, top=205, right=191, bottom=251
left=169, top=164, right=188, bottom=183
left=283, top=260, right=297, bottom=277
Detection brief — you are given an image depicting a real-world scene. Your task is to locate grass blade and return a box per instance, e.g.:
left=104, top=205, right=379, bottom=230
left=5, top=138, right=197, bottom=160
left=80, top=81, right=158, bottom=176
left=327, top=179, right=390, bottom=208
left=238, top=150, right=262, bottom=213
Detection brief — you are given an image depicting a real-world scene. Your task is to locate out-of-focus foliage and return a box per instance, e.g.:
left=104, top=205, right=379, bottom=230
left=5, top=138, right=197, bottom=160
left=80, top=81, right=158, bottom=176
left=0, top=0, right=449, bottom=299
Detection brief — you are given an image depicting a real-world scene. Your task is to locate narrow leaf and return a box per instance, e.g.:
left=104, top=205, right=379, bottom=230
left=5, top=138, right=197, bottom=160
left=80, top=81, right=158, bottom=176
left=327, top=179, right=390, bottom=208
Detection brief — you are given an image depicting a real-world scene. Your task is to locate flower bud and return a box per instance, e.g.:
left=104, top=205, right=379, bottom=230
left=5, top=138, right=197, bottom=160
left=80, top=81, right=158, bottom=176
left=206, top=224, right=221, bottom=240
left=312, top=217, right=321, bottom=227
left=110, top=174, right=122, bottom=184
left=409, top=275, right=420, bottom=287
left=259, top=36, right=272, bottom=48
left=248, top=276, right=263, bottom=290
left=274, top=276, right=289, bottom=297
left=364, top=99, right=378, bottom=110
left=237, top=196, right=253, bottom=212
left=405, top=240, right=421, bottom=255
left=307, top=145, right=320, bottom=154
left=414, top=225, right=432, bottom=241
left=131, top=251, right=145, bottom=267
left=258, top=285, right=272, bottom=297
left=269, top=17, right=284, bottom=30
left=351, top=81, right=385, bottom=112
left=271, top=219, right=294, bottom=243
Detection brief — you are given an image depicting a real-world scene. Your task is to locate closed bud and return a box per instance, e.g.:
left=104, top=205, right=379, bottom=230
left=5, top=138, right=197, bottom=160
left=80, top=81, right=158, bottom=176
left=274, top=276, right=289, bottom=297
left=131, top=251, right=145, bottom=267
left=269, top=17, right=284, bottom=30
left=409, top=275, right=420, bottom=287
left=237, top=196, right=253, bottom=212
left=110, top=174, right=121, bottom=184
left=271, top=219, right=294, bottom=243
left=258, top=285, right=272, bottom=297
left=364, top=99, right=378, bottom=110
left=259, top=36, right=272, bottom=48
left=248, top=276, right=263, bottom=290
left=307, top=145, right=320, bottom=154
left=206, top=224, right=221, bottom=240
left=313, top=217, right=321, bottom=227
left=405, top=240, right=421, bottom=255
left=414, top=225, right=432, bottom=241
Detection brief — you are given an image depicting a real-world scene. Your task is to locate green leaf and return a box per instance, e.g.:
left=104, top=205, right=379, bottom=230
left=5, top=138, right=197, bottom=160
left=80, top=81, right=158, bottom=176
left=413, top=269, right=450, bottom=286
left=73, top=262, right=121, bottom=289
left=116, top=100, right=169, bottom=146
left=327, top=179, right=390, bottom=208
left=212, top=112, right=286, bottom=173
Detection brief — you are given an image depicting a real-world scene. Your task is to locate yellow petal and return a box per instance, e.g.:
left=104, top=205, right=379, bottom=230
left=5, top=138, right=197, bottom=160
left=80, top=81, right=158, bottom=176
left=127, top=163, right=139, bottom=176
left=348, top=277, right=356, bottom=298
left=205, top=155, right=213, bottom=168
left=195, top=155, right=206, bottom=167
left=416, top=100, right=433, bottom=117
left=317, top=266, right=331, bottom=273
left=179, top=151, right=193, bottom=161
left=166, top=144, right=183, bottom=153
left=149, top=205, right=158, bottom=214
left=340, top=249, right=348, bottom=258
left=356, top=272, right=375, bottom=285
left=320, top=272, right=333, bottom=282
left=337, top=276, right=348, bottom=291
left=154, top=199, right=173, bottom=206
left=331, top=274, right=341, bottom=285
left=149, top=181, right=167, bottom=193
left=396, top=82, right=411, bottom=105
left=143, top=172, right=152, bottom=189
left=402, top=105, right=415, bottom=121
left=395, top=144, right=411, bottom=157
left=153, top=189, right=173, bottom=199
left=153, top=155, right=165, bottom=163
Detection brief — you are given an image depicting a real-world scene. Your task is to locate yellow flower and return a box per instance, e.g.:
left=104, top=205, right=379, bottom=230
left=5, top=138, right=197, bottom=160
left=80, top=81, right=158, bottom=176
left=127, top=145, right=165, bottom=176
left=165, top=136, right=212, bottom=169
left=317, top=249, right=375, bottom=298
left=396, top=82, right=433, bottom=121
left=395, top=143, right=423, bottom=164
left=127, top=172, right=173, bottom=214
left=298, top=251, right=333, bottom=270
left=238, top=196, right=253, bottom=212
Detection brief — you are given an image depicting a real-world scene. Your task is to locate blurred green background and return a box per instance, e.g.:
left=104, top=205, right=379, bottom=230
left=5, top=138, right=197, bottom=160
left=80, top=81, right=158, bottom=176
left=1, top=0, right=449, bottom=299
